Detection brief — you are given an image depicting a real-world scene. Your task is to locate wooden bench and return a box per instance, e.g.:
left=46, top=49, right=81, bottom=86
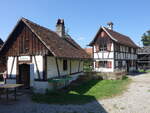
left=0, top=84, right=23, bottom=100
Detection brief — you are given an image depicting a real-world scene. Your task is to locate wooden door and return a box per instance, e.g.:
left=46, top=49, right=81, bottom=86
left=18, top=64, right=30, bottom=88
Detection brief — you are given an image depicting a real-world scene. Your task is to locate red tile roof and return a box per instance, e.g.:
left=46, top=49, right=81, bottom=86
left=84, top=48, right=92, bottom=57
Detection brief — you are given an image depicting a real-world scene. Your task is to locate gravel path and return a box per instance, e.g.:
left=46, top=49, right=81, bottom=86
left=0, top=72, right=150, bottom=113
left=100, top=72, right=150, bottom=113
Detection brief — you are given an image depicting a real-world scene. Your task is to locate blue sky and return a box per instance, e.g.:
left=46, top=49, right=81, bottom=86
left=0, top=0, right=150, bottom=47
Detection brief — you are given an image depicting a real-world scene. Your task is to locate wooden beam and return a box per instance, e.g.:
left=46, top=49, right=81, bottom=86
left=70, top=59, right=71, bottom=75
left=43, top=56, right=47, bottom=80
left=10, top=57, right=15, bottom=78
left=16, top=56, right=19, bottom=83
left=33, top=56, right=41, bottom=80
left=55, top=58, right=60, bottom=77
left=78, top=60, right=81, bottom=72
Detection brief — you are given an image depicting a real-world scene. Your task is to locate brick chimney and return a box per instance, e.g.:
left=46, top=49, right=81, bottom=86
left=107, top=22, right=114, bottom=30
left=56, top=19, right=65, bottom=37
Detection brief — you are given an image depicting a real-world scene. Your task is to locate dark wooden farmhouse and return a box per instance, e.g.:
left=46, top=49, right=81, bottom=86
left=0, top=18, right=89, bottom=92
left=89, top=22, right=139, bottom=73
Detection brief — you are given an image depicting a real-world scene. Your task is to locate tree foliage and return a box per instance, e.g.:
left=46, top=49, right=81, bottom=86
left=141, top=30, right=150, bottom=46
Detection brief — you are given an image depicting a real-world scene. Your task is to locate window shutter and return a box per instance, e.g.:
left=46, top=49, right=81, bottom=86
left=110, top=61, right=112, bottom=68
left=107, top=61, right=112, bottom=68
left=107, top=43, right=111, bottom=51
left=107, top=61, right=109, bottom=68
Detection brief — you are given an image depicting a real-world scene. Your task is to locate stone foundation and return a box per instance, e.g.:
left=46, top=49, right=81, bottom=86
left=85, top=71, right=127, bottom=80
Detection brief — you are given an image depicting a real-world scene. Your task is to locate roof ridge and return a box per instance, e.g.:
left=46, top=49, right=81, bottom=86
left=21, top=17, right=61, bottom=38
left=104, top=26, right=131, bottom=39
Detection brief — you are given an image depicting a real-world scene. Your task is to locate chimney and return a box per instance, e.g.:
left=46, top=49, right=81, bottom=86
left=56, top=19, right=65, bottom=37
left=107, top=22, right=114, bottom=30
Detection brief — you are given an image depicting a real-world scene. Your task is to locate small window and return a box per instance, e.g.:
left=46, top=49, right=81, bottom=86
left=99, top=43, right=107, bottom=51
left=63, top=60, right=67, bottom=71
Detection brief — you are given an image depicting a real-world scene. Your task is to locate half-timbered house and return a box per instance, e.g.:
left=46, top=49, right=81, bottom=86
left=89, top=22, right=138, bottom=73
left=0, top=18, right=89, bottom=92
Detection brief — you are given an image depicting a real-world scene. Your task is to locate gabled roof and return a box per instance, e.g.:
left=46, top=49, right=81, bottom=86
left=1, top=18, right=90, bottom=59
left=89, top=26, right=139, bottom=48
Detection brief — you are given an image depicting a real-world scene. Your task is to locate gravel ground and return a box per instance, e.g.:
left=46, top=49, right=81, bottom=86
left=0, top=72, right=150, bottom=113
left=100, top=72, right=150, bottom=113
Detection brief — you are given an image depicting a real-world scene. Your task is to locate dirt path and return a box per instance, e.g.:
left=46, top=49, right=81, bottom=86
left=0, top=73, right=150, bottom=113
left=100, top=72, right=150, bottom=113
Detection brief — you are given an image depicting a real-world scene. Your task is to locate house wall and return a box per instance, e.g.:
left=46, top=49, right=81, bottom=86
left=7, top=56, right=83, bottom=93
left=7, top=56, right=17, bottom=78
left=47, top=56, right=83, bottom=78
left=6, top=55, right=44, bottom=85
left=34, top=56, right=83, bottom=93
left=92, top=30, right=138, bottom=73
left=93, top=43, right=114, bottom=59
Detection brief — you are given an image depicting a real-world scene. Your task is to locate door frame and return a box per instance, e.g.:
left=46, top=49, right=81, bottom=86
left=18, top=63, right=30, bottom=88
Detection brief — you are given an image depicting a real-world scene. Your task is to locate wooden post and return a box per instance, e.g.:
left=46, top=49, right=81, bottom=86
left=78, top=60, right=81, bottom=72
left=55, top=58, right=60, bottom=77
left=10, top=57, right=15, bottom=78
left=33, top=56, right=41, bottom=80
left=70, top=59, right=71, bottom=75
left=43, top=56, right=47, bottom=80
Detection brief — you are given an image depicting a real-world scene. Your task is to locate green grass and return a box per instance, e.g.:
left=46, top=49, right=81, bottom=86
left=32, top=77, right=131, bottom=104
left=139, top=69, right=150, bottom=73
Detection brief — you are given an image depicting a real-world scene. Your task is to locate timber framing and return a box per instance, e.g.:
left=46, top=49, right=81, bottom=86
left=33, top=56, right=41, bottom=80
left=9, top=57, right=15, bottom=78
left=55, top=57, right=60, bottom=77
left=89, top=25, right=138, bottom=72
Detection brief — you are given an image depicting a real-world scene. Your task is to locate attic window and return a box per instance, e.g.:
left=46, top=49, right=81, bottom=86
left=99, top=42, right=107, bottom=51
left=63, top=60, right=68, bottom=71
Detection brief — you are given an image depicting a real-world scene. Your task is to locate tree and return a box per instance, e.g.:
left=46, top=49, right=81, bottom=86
left=141, top=30, right=150, bottom=46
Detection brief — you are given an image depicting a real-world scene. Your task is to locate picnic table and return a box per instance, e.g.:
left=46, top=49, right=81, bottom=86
left=0, top=84, right=23, bottom=100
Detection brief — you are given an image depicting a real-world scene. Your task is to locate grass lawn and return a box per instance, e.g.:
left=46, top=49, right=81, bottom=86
left=139, top=69, right=150, bottom=73
left=32, top=77, right=131, bottom=104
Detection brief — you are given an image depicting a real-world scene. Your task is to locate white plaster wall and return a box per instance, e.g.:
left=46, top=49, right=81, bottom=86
left=32, top=55, right=43, bottom=79
left=47, top=57, right=59, bottom=78
left=6, top=79, right=16, bottom=84
left=34, top=81, right=50, bottom=93
left=58, top=59, right=70, bottom=76
left=34, top=72, right=83, bottom=93
left=47, top=57, right=83, bottom=79
left=94, top=52, right=114, bottom=59
left=129, top=67, right=136, bottom=71
left=30, top=64, right=34, bottom=87
left=7, top=57, right=17, bottom=78
left=79, top=61, right=84, bottom=72
left=71, top=60, right=79, bottom=73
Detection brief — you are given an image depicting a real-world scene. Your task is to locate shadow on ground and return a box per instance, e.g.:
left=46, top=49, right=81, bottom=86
left=0, top=84, right=108, bottom=113
left=127, top=71, right=148, bottom=76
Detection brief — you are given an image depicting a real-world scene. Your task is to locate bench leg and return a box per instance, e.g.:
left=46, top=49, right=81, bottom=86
left=6, top=89, right=8, bottom=100
left=14, top=88, right=16, bottom=100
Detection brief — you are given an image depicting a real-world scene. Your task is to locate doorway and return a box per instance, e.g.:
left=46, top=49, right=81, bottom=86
left=18, top=64, right=30, bottom=89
